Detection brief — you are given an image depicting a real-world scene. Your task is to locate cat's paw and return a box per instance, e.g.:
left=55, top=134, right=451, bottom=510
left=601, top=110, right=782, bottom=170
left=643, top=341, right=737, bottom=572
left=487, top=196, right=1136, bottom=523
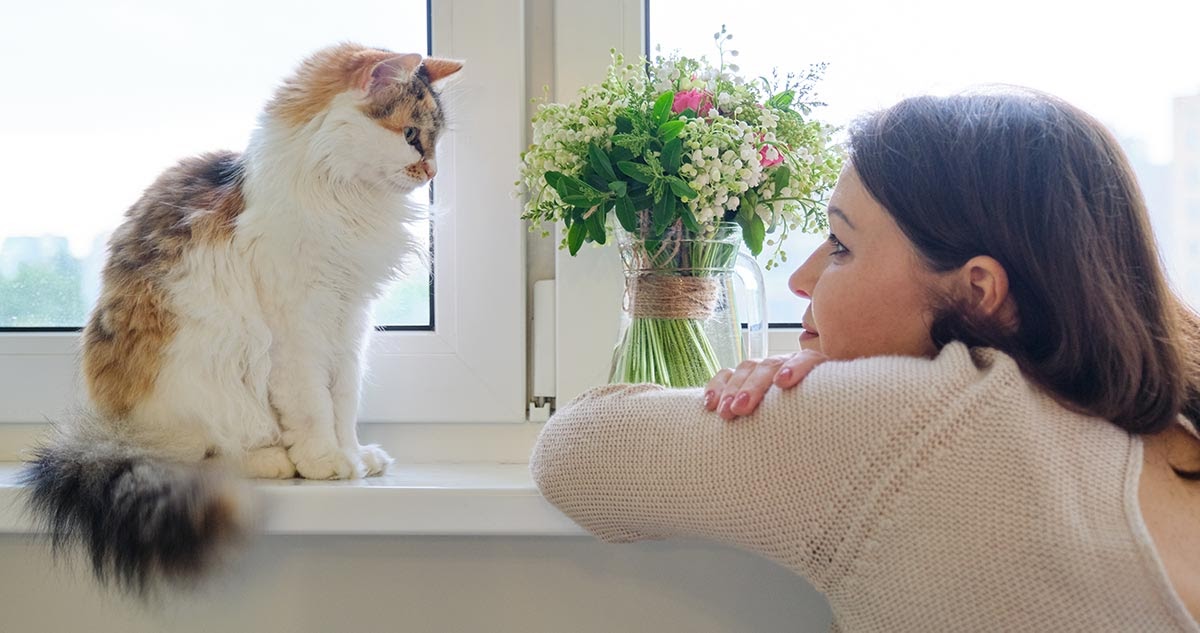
left=288, top=440, right=363, bottom=480
left=358, top=444, right=393, bottom=477
left=242, top=446, right=298, bottom=479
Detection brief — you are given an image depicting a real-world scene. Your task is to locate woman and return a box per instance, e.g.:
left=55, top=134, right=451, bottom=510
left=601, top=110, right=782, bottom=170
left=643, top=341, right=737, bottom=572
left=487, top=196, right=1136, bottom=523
left=531, top=89, right=1200, bottom=631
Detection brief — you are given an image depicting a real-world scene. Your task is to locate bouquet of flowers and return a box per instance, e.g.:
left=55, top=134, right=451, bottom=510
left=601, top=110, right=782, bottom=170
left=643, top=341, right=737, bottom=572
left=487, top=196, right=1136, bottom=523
left=519, top=28, right=843, bottom=386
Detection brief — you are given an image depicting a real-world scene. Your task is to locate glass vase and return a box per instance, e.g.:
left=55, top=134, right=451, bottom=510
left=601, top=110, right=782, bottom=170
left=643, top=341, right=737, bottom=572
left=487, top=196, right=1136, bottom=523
left=609, top=221, right=767, bottom=388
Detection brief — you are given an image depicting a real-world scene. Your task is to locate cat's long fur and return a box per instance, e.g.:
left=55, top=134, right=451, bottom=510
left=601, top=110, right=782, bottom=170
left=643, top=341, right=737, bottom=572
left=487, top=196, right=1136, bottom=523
left=20, top=43, right=462, bottom=594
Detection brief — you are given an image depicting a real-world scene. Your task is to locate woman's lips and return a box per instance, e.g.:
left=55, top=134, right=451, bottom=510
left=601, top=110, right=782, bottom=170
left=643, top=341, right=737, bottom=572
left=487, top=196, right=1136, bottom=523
left=799, top=323, right=819, bottom=342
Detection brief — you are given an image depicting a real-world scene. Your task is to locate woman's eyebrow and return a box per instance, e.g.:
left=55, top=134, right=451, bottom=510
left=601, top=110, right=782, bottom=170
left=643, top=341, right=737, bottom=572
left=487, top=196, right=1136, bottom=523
left=828, top=205, right=857, bottom=231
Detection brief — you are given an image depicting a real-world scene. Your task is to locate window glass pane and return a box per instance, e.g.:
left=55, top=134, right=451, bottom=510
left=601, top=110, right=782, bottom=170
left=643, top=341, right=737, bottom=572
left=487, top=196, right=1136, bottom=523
left=650, top=0, right=1200, bottom=323
left=0, top=1, right=431, bottom=329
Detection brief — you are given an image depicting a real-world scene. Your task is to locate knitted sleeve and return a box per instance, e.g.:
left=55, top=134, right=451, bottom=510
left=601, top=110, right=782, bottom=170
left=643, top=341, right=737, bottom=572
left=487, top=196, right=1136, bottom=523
left=530, top=343, right=994, bottom=590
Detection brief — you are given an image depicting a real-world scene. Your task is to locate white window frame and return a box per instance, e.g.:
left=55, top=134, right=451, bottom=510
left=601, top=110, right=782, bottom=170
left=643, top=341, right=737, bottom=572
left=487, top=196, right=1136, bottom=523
left=550, top=0, right=801, bottom=405
left=0, top=0, right=527, bottom=439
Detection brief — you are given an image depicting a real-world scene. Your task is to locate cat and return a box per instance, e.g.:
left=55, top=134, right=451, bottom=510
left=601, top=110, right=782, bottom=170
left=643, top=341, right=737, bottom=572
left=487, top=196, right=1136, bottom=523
left=20, top=42, right=462, bottom=593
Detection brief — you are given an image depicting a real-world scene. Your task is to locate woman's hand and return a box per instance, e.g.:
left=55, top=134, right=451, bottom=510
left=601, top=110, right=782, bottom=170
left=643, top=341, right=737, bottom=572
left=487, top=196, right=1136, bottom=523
left=704, top=350, right=827, bottom=420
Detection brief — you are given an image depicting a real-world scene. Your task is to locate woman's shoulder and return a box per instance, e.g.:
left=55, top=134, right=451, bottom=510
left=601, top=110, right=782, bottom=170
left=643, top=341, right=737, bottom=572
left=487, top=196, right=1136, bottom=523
left=794, top=342, right=1132, bottom=466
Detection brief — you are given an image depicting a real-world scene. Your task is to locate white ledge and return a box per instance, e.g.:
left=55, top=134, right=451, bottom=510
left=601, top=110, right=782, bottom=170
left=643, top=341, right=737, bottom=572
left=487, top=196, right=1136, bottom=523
left=0, top=462, right=585, bottom=536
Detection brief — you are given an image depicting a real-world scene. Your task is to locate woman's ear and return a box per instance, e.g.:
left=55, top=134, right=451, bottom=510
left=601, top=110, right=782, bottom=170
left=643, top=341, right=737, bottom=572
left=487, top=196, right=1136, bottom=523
left=959, top=255, right=1017, bottom=327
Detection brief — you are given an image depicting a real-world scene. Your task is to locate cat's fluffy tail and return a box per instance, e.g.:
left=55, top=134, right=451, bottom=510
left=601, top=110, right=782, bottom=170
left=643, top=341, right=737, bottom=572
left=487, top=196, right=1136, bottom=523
left=19, top=423, right=250, bottom=595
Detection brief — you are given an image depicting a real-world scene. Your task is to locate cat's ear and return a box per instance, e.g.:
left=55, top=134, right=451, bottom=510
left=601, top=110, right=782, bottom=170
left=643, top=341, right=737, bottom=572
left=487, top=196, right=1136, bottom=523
left=419, top=58, right=464, bottom=86
left=361, top=53, right=423, bottom=92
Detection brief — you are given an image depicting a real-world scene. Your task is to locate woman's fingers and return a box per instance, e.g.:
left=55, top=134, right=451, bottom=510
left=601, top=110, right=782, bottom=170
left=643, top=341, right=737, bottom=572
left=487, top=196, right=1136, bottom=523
left=714, top=359, right=759, bottom=419
left=727, top=356, right=788, bottom=418
left=773, top=350, right=828, bottom=389
left=711, top=356, right=787, bottom=420
left=704, top=368, right=733, bottom=411
left=703, top=351, right=829, bottom=419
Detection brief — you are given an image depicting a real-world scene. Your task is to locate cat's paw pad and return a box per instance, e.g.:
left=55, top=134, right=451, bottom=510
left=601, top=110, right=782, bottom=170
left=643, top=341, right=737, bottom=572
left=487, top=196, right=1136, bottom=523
left=358, top=444, right=394, bottom=477
left=289, top=441, right=363, bottom=480
left=242, top=446, right=297, bottom=479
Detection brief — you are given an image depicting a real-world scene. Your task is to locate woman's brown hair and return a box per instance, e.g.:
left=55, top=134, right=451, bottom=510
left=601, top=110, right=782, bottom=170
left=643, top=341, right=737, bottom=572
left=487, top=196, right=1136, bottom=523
left=847, top=89, right=1200, bottom=458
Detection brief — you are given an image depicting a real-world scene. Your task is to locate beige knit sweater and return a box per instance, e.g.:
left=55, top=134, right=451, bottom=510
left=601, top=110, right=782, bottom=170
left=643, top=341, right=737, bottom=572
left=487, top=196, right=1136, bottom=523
left=531, top=343, right=1200, bottom=632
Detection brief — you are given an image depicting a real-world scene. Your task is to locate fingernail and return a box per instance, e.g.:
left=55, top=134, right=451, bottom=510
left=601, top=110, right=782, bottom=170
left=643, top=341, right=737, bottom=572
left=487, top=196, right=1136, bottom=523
left=719, top=396, right=733, bottom=413
left=778, top=367, right=792, bottom=381
left=734, top=392, right=749, bottom=408
left=704, top=391, right=715, bottom=408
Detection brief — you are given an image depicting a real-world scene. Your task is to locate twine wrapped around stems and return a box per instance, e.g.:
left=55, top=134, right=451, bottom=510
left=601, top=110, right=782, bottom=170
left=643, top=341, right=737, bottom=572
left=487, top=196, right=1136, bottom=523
left=627, top=273, right=720, bottom=320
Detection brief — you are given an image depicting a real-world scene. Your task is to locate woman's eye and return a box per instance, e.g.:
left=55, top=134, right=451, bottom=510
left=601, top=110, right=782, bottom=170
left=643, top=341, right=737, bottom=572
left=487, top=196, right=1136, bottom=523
left=827, top=233, right=849, bottom=256
left=403, top=127, right=419, bottom=143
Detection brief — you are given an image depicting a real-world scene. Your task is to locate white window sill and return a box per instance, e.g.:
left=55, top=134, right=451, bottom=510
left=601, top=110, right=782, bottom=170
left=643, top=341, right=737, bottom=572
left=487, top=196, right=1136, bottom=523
left=0, top=461, right=585, bottom=536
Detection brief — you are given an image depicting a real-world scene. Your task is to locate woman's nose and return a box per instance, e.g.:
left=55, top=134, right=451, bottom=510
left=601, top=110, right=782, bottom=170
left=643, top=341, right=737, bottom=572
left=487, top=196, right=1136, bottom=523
left=789, top=247, right=824, bottom=299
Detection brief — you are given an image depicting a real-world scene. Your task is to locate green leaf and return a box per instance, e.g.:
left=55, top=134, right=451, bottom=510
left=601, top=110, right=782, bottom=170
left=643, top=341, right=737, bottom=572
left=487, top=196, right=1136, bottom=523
left=608, top=181, right=628, bottom=197
left=585, top=207, right=607, bottom=245
left=615, top=114, right=634, bottom=133
left=630, top=192, right=654, bottom=210
left=567, top=220, right=586, bottom=255
left=544, top=171, right=565, bottom=191
left=739, top=190, right=758, bottom=223
left=742, top=213, right=766, bottom=255
left=615, top=195, right=638, bottom=232
left=666, top=176, right=697, bottom=200
left=548, top=172, right=606, bottom=208
left=660, top=139, right=683, bottom=175
left=653, top=193, right=676, bottom=235
left=584, top=170, right=609, bottom=192
left=609, top=146, right=634, bottom=164
left=617, top=161, right=656, bottom=185
left=680, top=206, right=703, bottom=233
left=652, top=91, right=674, bottom=126
left=588, top=143, right=617, bottom=182
left=768, top=89, right=795, bottom=110
left=657, top=119, right=686, bottom=142
left=554, top=172, right=593, bottom=195
left=678, top=108, right=697, bottom=120
left=771, top=163, right=791, bottom=191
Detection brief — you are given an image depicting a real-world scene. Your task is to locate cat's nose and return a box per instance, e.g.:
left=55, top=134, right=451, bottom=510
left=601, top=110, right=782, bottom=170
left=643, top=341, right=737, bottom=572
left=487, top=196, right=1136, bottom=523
left=422, top=160, right=437, bottom=180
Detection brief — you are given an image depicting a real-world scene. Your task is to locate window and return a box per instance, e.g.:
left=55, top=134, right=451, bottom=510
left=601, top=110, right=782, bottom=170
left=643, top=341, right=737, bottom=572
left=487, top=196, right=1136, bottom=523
left=0, top=0, right=527, bottom=427
left=1, top=1, right=432, bottom=329
left=551, top=0, right=1200, bottom=402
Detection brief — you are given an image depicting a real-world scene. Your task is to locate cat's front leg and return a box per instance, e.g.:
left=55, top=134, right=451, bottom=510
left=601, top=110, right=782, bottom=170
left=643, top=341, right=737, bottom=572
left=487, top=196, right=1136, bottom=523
left=269, top=343, right=364, bottom=480
left=330, top=317, right=393, bottom=477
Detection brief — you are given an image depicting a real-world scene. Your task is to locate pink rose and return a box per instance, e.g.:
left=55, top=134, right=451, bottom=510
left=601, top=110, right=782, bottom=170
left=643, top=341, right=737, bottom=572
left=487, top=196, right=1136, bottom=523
left=672, top=89, right=713, bottom=115
left=759, top=144, right=785, bottom=168
left=758, top=134, right=785, bottom=168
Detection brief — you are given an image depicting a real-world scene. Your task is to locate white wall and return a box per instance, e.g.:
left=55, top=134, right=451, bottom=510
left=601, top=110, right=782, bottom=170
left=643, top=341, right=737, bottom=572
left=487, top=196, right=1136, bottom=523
left=1, top=535, right=832, bottom=632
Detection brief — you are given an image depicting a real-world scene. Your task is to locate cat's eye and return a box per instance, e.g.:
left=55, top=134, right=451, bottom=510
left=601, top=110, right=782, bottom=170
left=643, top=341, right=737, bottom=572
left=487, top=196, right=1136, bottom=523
left=403, top=126, right=419, bottom=143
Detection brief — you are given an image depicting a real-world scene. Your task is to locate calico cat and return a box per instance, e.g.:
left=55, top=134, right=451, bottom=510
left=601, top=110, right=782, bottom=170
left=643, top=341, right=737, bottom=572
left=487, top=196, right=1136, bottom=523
left=20, top=43, right=462, bottom=592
